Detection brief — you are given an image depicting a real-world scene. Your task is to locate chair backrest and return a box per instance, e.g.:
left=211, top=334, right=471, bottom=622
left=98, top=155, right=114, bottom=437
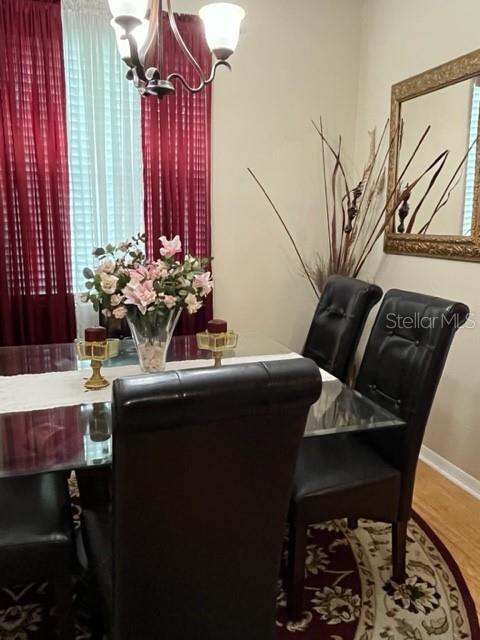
left=355, top=289, right=469, bottom=519
left=303, top=275, right=382, bottom=381
left=111, top=359, right=321, bottom=640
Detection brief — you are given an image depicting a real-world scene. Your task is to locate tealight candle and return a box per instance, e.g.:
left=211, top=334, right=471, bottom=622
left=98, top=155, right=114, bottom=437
left=207, top=319, right=227, bottom=334
left=85, top=326, right=107, bottom=343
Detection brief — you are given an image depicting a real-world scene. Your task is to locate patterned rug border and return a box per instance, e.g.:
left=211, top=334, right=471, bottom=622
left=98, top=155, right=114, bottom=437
left=412, top=509, right=480, bottom=639
left=1, top=504, right=478, bottom=639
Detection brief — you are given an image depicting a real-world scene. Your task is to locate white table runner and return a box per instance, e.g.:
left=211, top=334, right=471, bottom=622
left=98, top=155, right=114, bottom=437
left=0, top=353, right=337, bottom=414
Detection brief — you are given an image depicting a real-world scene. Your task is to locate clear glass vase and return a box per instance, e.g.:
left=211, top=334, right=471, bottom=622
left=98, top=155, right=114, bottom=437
left=127, top=308, right=182, bottom=373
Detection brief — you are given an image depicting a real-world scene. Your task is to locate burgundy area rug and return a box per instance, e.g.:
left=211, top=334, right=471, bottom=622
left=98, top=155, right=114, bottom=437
left=1, top=486, right=478, bottom=639
left=275, top=515, right=479, bottom=639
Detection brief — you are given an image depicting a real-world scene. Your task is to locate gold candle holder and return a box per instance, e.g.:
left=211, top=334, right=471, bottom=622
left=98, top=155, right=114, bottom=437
left=75, top=338, right=120, bottom=390
left=196, top=330, right=238, bottom=367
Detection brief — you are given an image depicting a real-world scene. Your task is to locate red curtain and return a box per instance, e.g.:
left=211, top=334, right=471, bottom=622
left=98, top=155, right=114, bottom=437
left=0, top=0, right=76, bottom=346
left=1, top=407, right=85, bottom=475
left=142, top=14, right=213, bottom=336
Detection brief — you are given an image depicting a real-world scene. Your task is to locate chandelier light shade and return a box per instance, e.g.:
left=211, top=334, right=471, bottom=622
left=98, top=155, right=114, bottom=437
left=199, top=3, right=245, bottom=60
left=108, top=0, right=245, bottom=98
left=110, top=18, right=150, bottom=63
left=108, top=0, right=150, bottom=22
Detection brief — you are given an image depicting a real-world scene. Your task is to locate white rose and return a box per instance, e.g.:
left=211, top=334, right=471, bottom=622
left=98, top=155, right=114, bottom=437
left=103, top=260, right=116, bottom=274
left=100, top=273, right=119, bottom=294
left=163, top=295, right=177, bottom=310
left=96, top=259, right=115, bottom=275
left=113, top=306, right=127, bottom=319
left=185, top=293, right=202, bottom=315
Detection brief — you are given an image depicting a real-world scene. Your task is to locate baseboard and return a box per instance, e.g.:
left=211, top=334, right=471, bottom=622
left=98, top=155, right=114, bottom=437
left=420, top=445, right=480, bottom=500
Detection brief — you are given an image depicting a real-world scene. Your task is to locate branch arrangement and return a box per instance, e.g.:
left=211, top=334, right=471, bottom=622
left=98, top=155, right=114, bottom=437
left=249, top=118, right=461, bottom=294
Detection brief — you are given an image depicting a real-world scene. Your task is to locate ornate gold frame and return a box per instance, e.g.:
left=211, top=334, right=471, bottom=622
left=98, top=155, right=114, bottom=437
left=384, top=49, right=480, bottom=261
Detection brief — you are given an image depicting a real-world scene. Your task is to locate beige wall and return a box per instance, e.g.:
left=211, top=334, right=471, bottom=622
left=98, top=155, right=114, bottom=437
left=176, top=0, right=479, bottom=480
left=177, top=0, right=362, bottom=349
left=355, top=0, right=480, bottom=480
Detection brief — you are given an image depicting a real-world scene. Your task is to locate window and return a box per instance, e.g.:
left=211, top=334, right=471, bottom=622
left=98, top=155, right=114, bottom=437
left=62, top=0, right=144, bottom=292
left=462, top=80, right=480, bottom=236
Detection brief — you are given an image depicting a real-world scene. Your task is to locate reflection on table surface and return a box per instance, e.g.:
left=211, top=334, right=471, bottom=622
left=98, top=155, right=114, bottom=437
left=0, top=333, right=292, bottom=376
left=0, top=334, right=404, bottom=477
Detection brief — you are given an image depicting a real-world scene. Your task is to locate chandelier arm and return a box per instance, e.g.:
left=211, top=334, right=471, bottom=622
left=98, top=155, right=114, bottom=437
left=166, top=0, right=206, bottom=83
left=166, top=60, right=230, bottom=93
left=125, top=32, right=149, bottom=82
left=143, top=0, right=161, bottom=67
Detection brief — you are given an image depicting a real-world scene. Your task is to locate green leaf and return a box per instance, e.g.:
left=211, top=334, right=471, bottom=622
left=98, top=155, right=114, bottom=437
left=85, top=281, right=94, bottom=290
left=83, top=267, right=94, bottom=279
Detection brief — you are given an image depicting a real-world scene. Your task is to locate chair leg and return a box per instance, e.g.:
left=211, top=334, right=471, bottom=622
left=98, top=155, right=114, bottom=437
left=53, top=572, right=75, bottom=640
left=392, top=521, right=408, bottom=583
left=348, top=517, right=358, bottom=529
left=287, top=521, right=307, bottom=620
left=90, top=613, right=106, bottom=640
left=76, top=467, right=111, bottom=509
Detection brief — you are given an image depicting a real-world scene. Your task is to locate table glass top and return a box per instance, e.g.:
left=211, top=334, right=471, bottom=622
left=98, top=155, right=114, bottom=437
left=0, top=334, right=404, bottom=477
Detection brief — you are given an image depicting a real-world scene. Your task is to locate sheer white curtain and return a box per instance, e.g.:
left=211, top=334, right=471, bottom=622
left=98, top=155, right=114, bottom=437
left=62, top=0, right=144, bottom=332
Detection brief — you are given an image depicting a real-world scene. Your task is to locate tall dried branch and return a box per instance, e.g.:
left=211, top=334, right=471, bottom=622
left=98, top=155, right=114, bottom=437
left=319, top=117, right=333, bottom=271
left=352, top=125, right=433, bottom=275
left=247, top=167, right=320, bottom=300
left=405, top=150, right=450, bottom=233
left=342, top=121, right=400, bottom=265
left=418, top=133, right=480, bottom=234
left=249, top=118, right=452, bottom=296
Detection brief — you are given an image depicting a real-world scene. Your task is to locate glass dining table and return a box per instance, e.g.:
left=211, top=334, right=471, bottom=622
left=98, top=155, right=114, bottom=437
left=0, top=333, right=404, bottom=478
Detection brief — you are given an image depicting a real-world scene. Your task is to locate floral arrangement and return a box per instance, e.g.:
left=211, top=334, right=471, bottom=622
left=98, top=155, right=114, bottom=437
left=81, top=233, right=213, bottom=335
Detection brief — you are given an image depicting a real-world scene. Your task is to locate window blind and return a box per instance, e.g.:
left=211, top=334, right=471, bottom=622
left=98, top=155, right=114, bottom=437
left=61, top=0, right=144, bottom=293
left=462, top=82, right=480, bottom=236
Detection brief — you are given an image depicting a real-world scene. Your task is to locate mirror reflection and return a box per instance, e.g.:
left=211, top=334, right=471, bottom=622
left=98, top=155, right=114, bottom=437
left=397, top=77, right=479, bottom=237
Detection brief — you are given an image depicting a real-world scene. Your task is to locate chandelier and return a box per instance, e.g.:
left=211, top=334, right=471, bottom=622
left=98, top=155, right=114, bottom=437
left=107, top=0, right=245, bottom=97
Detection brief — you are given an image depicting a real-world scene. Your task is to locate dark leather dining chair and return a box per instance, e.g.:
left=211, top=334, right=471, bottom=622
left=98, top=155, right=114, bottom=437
left=303, top=275, right=382, bottom=381
left=288, top=289, right=469, bottom=618
left=82, top=358, right=322, bottom=640
left=0, top=472, right=75, bottom=638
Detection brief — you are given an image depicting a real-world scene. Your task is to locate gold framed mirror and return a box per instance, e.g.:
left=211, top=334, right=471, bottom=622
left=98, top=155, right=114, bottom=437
left=384, top=49, right=480, bottom=261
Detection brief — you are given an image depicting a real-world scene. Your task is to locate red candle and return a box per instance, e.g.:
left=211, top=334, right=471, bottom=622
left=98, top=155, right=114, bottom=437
left=207, top=319, right=227, bottom=334
left=85, top=326, right=107, bottom=343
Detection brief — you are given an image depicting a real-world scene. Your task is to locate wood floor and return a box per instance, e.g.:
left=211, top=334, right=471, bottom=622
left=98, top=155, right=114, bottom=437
left=413, top=461, right=480, bottom=619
